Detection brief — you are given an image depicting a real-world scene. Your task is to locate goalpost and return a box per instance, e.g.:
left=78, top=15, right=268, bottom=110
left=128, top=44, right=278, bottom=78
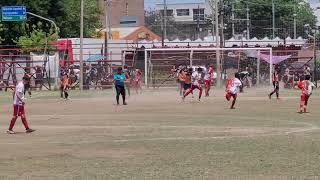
left=144, top=47, right=273, bottom=88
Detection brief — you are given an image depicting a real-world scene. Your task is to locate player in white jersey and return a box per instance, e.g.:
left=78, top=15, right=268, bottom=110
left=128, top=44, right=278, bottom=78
left=7, top=77, right=35, bottom=134
left=182, top=67, right=203, bottom=101
left=225, top=73, right=242, bottom=109
left=204, top=64, right=214, bottom=97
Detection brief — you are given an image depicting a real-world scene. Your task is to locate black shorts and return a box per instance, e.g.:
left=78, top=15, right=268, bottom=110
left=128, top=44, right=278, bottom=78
left=184, top=83, right=191, bottom=90
left=273, top=81, right=279, bottom=90
left=115, top=85, right=125, bottom=95
left=25, top=84, right=31, bottom=90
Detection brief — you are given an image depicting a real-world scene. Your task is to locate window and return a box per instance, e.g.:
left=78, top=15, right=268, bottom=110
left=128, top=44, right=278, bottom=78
left=193, top=8, right=205, bottom=21
left=160, top=9, right=174, bottom=16
left=176, top=9, right=190, bottom=16
left=120, top=21, right=137, bottom=24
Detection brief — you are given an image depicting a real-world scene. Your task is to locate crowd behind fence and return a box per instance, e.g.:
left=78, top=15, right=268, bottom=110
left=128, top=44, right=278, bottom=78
left=0, top=40, right=319, bottom=91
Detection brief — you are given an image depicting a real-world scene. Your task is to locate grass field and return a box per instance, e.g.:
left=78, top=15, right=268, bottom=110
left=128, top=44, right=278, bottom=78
left=1, top=87, right=320, bottom=180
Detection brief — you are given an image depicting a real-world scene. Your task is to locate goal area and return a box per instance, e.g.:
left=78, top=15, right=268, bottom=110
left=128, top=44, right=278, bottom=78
left=144, top=47, right=273, bottom=88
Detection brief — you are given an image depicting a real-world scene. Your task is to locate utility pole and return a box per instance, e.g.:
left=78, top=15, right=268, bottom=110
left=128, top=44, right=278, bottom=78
left=211, top=4, right=215, bottom=39
left=231, top=3, right=235, bottom=37
left=246, top=3, right=250, bottom=39
left=163, top=0, right=167, bottom=43
left=219, top=0, right=224, bottom=48
left=293, top=3, right=297, bottom=39
left=313, top=35, right=317, bottom=86
left=104, top=0, right=109, bottom=61
left=80, top=0, right=84, bottom=90
left=197, top=5, right=200, bottom=39
left=272, top=0, right=275, bottom=38
left=215, top=0, right=221, bottom=87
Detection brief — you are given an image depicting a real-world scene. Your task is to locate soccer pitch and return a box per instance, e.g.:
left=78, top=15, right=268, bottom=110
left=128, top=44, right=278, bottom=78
left=0, top=88, right=320, bottom=180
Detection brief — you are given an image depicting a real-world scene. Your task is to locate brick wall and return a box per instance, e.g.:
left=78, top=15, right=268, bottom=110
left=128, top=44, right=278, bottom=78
left=99, top=0, right=145, bottom=27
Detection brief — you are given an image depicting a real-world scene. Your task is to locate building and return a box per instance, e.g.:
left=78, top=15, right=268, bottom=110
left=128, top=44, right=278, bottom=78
left=98, top=0, right=145, bottom=27
left=155, top=0, right=211, bottom=24
left=98, top=26, right=161, bottom=41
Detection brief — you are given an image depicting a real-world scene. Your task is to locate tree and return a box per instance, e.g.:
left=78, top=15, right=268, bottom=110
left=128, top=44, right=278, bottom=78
left=59, top=0, right=102, bottom=38
left=146, top=0, right=316, bottom=40
left=223, top=0, right=316, bottom=39
left=16, top=24, right=58, bottom=53
left=0, top=0, right=65, bottom=45
left=0, top=23, right=4, bottom=43
left=0, top=0, right=101, bottom=45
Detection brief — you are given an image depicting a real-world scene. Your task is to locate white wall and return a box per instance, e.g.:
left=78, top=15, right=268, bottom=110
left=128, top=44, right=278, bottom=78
left=64, top=38, right=135, bottom=65
left=155, top=3, right=211, bottom=22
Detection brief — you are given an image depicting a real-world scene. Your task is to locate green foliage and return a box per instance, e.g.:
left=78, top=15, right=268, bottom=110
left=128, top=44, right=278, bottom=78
left=225, top=0, right=316, bottom=38
left=0, top=0, right=101, bottom=45
left=147, top=0, right=317, bottom=40
left=0, top=23, right=4, bottom=43
left=16, top=26, right=58, bottom=54
left=59, top=0, right=102, bottom=38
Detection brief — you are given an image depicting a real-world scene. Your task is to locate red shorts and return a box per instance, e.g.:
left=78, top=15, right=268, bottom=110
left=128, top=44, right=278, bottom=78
left=300, top=94, right=310, bottom=105
left=134, top=80, right=141, bottom=85
left=191, top=84, right=202, bottom=90
left=226, top=92, right=237, bottom=101
left=204, top=80, right=212, bottom=86
left=13, top=105, right=25, bottom=117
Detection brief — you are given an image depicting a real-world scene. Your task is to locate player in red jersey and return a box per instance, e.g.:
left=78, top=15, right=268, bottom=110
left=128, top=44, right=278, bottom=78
left=204, top=64, right=214, bottom=97
left=297, top=75, right=315, bottom=113
left=7, top=77, right=35, bottom=134
left=182, top=67, right=203, bottom=101
left=225, top=73, right=242, bottom=109
left=269, top=70, right=280, bottom=99
left=133, top=69, right=142, bottom=94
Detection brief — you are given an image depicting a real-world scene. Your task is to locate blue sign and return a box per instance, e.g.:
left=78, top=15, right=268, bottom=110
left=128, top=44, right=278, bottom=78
left=1, top=6, right=27, bottom=21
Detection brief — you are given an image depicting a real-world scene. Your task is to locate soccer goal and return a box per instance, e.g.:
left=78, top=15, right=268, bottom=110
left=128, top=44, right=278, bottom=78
left=144, top=47, right=273, bottom=88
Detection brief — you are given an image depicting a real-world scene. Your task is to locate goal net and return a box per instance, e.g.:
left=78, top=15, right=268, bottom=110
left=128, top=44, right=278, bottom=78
left=144, top=47, right=273, bottom=88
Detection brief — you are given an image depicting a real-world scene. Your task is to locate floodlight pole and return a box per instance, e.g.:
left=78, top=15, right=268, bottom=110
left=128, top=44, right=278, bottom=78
left=215, top=0, right=221, bottom=87
left=313, top=36, right=317, bottom=86
left=163, top=0, right=167, bottom=41
left=80, top=0, right=84, bottom=90
left=27, top=12, right=59, bottom=35
left=26, top=12, right=59, bottom=90
left=272, top=0, right=275, bottom=38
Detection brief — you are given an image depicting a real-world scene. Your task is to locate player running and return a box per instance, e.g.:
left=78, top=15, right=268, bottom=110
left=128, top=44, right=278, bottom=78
left=114, top=67, right=127, bottom=105
left=225, top=73, right=242, bottom=109
left=178, top=67, right=187, bottom=96
left=182, top=67, right=203, bottom=101
left=269, top=70, right=280, bottom=99
left=204, top=64, right=214, bottom=97
left=60, top=73, right=70, bottom=100
left=297, top=75, right=315, bottom=113
left=133, top=69, right=142, bottom=94
left=183, top=67, right=192, bottom=95
left=7, top=77, right=35, bottom=134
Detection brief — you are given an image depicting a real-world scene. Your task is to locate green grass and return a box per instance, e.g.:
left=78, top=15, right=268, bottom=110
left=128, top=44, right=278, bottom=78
left=1, top=88, right=320, bottom=179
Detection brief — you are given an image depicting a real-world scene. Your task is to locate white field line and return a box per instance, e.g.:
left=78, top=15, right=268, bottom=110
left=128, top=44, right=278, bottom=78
left=0, top=123, right=318, bottom=145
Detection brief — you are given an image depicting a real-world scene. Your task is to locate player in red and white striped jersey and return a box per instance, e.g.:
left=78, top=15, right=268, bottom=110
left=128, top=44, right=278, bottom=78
left=204, top=65, right=214, bottom=97
left=182, top=67, right=203, bottom=101
left=225, top=73, right=242, bottom=109
left=297, top=75, right=315, bottom=113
